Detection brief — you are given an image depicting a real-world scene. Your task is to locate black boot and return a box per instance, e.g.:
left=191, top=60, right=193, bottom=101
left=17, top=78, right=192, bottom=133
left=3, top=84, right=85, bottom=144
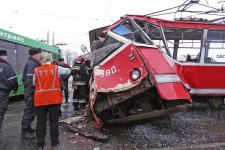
left=27, top=127, right=35, bottom=133
left=73, top=102, right=79, bottom=111
left=79, top=103, right=86, bottom=109
left=58, top=109, right=62, bottom=117
left=21, top=129, right=36, bottom=139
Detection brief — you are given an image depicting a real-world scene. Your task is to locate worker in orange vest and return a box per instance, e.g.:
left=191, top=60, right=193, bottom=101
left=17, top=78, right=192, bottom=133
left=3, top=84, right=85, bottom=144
left=33, top=56, right=70, bottom=149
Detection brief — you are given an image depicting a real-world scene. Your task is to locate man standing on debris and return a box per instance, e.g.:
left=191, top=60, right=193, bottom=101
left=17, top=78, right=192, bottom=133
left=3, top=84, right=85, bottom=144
left=71, top=56, right=89, bottom=112
left=58, top=58, right=70, bottom=103
left=21, top=48, right=42, bottom=139
left=33, top=55, right=70, bottom=149
left=0, top=50, right=18, bottom=133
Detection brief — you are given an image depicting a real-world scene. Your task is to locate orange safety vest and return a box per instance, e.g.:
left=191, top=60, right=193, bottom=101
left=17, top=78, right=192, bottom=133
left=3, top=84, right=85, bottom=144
left=34, top=64, right=63, bottom=107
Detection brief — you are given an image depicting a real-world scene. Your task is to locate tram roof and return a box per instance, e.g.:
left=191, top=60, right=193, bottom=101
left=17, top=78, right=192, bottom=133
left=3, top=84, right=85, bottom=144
left=0, top=28, right=60, bottom=54
left=106, top=15, right=225, bottom=32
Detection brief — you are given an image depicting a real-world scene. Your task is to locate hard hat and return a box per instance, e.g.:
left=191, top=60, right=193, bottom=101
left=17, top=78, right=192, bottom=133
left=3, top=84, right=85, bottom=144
left=75, top=56, right=85, bottom=63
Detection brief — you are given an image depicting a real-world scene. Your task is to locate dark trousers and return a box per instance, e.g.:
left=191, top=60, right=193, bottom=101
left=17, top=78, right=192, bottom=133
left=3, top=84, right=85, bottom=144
left=62, top=80, right=69, bottom=103
left=78, top=85, right=87, bottom=108
left=73, top=89, right=79, bottom=109
left=0, top=91, right=10, bottom=133
left=21, top=87, right=35, bottom=130
left=73, top=85, right=87, bottom=109
left=36, top=104, right=60, bottom=147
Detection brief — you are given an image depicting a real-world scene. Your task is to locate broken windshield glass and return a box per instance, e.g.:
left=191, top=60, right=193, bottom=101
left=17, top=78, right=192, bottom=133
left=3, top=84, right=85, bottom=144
left=112, top=20, right=153, bottom=45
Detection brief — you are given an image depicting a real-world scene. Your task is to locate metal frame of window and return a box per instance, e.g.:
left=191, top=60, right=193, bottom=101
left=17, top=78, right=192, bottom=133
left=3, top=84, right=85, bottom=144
left=205, top=29, right=225, bottom=64
left=162, top=27, right=203, bottom=63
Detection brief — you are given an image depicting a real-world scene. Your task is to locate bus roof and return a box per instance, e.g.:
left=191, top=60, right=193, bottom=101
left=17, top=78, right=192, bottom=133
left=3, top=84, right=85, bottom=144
left=0, top=28, right=60, bottom=54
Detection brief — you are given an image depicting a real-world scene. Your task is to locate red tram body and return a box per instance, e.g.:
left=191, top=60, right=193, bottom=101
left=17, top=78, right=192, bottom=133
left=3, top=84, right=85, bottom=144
left=87, top=15, right=225, bottom=126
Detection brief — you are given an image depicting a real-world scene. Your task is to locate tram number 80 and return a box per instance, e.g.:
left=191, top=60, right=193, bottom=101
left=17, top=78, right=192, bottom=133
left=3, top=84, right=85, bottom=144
left=99, top=66, right=117, bottom=77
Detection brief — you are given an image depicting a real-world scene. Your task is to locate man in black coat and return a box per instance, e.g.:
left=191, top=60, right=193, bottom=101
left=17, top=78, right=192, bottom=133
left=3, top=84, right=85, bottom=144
left=21, top=47, right=42, bottom=139
left=0, top=50, right=18, bottom=133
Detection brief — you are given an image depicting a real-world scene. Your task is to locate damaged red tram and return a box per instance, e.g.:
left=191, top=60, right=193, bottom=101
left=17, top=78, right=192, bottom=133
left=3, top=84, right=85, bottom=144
left=87, top=15, right=225, bottom=126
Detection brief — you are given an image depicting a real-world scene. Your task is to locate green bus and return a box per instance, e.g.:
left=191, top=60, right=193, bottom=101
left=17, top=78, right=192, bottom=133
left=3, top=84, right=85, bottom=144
left=0, top=28, right=61, bottom=97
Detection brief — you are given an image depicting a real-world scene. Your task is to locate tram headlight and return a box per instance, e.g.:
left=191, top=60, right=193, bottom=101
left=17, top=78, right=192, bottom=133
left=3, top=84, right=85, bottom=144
left=130, top=68, right=141, bottom=81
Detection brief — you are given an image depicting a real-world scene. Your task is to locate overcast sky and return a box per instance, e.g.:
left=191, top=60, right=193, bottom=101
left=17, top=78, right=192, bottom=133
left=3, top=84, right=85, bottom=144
left=0, top=0, right=223, bottom=54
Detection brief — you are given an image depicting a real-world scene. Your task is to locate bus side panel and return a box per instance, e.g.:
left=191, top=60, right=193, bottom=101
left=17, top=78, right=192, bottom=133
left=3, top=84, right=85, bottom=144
left=9, top=73, right=24, bottom=97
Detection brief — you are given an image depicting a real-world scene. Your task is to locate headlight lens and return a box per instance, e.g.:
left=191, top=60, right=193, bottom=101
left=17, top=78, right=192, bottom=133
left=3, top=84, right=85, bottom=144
left=131, top=69, right=141, bottom=81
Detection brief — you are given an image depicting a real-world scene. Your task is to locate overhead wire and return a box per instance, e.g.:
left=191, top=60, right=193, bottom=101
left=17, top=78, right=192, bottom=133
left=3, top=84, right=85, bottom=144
left=7, top=10, right=116, bottom=22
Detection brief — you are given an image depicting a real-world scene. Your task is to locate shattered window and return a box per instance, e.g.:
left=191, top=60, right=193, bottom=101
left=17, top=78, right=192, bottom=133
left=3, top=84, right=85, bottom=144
left=101, top=36, right=120, bottom=47
left=205, top=30, right=225, bottom=63
left=112, top=20, right=153, bottom=45
left=135, top=20, right=167, bottom=53
left=163, top=27, right=202, bottom=62
left=87, top=36, right=123, bottom=66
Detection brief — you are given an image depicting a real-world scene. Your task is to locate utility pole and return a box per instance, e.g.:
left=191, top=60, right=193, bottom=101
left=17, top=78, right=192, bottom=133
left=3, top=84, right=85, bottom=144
left=52, top=31, right=55, bottom=45
left=47, top=30, right=49, bottom=44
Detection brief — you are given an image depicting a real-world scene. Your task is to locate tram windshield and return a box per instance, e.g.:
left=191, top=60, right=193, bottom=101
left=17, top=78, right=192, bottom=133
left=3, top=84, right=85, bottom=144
left=112, top=20, right=153, bottom=45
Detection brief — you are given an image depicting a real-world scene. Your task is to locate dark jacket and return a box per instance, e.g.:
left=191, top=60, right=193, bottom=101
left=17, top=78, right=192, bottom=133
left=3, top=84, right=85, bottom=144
left=0, top=58, right=18, bottom=91
left=22, top=57, right=41, bottom=87
left=71, top=62, right=89, bottom=85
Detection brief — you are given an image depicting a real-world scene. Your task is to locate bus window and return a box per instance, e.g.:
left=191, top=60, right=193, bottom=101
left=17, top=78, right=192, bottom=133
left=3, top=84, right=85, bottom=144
left=0, top=40, right=17, bottom=70
left=16, top=44, right=30, bottom=72
left=205, top=30, right=225, bottom=63
left=163, top=27, right=202, bottom=63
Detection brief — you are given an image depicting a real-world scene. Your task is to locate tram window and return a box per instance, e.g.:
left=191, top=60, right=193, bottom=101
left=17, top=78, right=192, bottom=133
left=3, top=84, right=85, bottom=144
left=112, top=20, right=153, bottom=45
left=163, top=27, right=202, bottom=63
left=143, top=23, right=167, bottom=53
left=205, top=30, right=225, bottom=63
left=133, top=20, right=170, bottom=54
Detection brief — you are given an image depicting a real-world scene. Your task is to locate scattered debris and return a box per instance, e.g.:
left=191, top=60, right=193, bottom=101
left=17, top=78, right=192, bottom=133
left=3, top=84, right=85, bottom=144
left=94, top=147, right=100, bottom=150
left=59, top=116, right=109, bottom=141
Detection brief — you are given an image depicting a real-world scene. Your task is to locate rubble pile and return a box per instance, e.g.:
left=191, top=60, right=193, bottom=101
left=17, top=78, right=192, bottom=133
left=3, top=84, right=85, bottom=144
left=59, top=116, right=109, bottom=141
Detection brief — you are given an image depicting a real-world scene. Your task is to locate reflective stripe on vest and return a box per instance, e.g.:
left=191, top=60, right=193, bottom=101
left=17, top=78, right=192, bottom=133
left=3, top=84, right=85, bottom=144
left=35, top=65, right=61, bottom=92
left=34, top=65, right=62, bottom=106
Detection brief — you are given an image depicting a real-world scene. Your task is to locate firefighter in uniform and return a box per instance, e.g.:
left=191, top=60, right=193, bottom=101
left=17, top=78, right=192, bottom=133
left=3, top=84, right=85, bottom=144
left=58, top=58, right=70, bottom=103
left=21, top=47, right=42, bottom=139
left=71, top=56, right=89, bottom=112
left=0, top=50, right=18, bottom=133
left=33, top=56, right=71, bottom=149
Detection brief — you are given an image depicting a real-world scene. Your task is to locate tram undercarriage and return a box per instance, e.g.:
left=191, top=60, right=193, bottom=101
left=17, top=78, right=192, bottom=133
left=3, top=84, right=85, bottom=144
left=92, top=78, right=190, bottom=124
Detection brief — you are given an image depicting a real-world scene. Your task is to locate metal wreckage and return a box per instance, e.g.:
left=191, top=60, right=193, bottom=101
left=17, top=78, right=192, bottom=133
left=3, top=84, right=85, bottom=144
left=84, top=0, right=225, bottom=127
